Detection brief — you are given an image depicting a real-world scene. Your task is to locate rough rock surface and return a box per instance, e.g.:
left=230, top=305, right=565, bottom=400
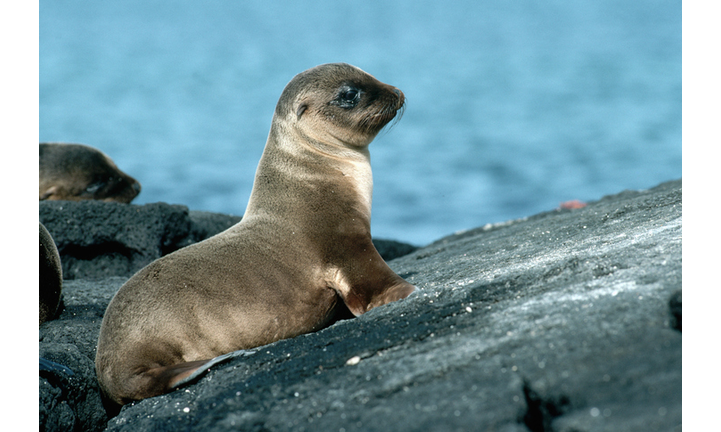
left=39, top=201, right=237, bottom=280
left=39, top=277, right=123, bottom=432
left=38, top=179, right=681, bottom=432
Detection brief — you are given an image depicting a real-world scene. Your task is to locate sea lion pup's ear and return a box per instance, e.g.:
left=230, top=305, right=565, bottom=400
left=296, top=102, right=308, bottom=119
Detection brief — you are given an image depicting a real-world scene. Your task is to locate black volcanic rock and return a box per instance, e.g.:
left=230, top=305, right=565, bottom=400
left=38, top=179, right=681, bottom=432
left=39, top=201, right=194, bottom=280
left=39, top=277, right=124, bottom=432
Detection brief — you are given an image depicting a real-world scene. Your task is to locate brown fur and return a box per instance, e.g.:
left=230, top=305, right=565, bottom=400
left=39, top=222, right=62, bottom=325
left=39, top=143, right=141, bottom=203
left=95, top=63, right=415, bottom=406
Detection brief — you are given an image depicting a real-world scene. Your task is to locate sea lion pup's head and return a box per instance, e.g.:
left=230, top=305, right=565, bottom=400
left=275, top=63, right=405, bottom=148
left=39, top=143, right=141, bottom=203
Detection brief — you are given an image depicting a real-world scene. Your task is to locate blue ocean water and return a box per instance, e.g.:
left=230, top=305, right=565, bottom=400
left=39, top=0, right=681, bottom=245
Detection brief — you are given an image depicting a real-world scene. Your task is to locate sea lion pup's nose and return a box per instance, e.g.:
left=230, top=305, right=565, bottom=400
left=392, top=88, right=405, bottom=107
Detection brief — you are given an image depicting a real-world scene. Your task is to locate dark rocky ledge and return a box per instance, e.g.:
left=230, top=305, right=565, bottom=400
left=39, top=179, right=681, bottom=432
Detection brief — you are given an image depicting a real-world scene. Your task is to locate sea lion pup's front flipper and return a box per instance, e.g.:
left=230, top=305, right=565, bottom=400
left=365, top=281, right=416, bottom=312
left=326, top=249, right=416, bottom=317
left=341, top=281, right=416, bottom=317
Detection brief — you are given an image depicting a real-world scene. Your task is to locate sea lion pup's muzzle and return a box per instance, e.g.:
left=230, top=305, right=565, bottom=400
left=358, top=86, right=405, bottom=133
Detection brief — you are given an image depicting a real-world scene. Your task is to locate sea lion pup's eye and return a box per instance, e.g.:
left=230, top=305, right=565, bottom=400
left=341, top=89, right=359, bottom=102
left=83, top=181, right=104, bottom=196
left=332, top=85, right=362, bottom=108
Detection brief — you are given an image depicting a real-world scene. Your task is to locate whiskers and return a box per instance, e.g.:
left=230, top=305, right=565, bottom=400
left=358, top=96, right=407, bottom=135
left=388, top=101, right=406, bottom=130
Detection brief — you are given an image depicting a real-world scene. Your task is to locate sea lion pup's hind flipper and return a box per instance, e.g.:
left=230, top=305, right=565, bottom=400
left=101, top=359, right=208, bottom=406
left=114, top=350, right=260, bottom=404
left=99, top=360, right=208, bottom=411
left=170, top=349, right=259, bottom=390
left=131, top=360, right=212, bottom=399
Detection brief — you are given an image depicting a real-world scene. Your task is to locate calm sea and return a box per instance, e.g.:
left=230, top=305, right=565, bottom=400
left=39, top=0, right=681, bottom=245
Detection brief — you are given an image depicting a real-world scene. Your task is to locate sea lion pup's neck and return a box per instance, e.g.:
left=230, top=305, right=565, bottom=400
left=244, top=119, right=373, bottom=226
left=245, top=63, right=405, bottom=228
left=239, top=62, right=411, bottom=317
left=243, top=63, right=403, bottom=229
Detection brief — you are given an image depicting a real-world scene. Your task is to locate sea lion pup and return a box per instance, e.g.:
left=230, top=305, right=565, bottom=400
left=39, top=143, right=141, bottom=203
left=95, top=63, right=415, bottom=406
left=39, top=222, right=63, bottom=325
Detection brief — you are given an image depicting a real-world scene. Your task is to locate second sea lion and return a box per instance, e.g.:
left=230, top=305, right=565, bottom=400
left=39, top=222, right=62, bottom=325
left=39, top=143, right=141, bottom=203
